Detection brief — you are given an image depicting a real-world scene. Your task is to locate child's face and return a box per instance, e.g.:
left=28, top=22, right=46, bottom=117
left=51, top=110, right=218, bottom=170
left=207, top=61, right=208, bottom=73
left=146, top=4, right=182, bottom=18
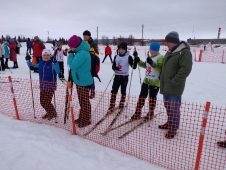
left=119, top=48, right=126, bottom=55
left=58, top=45, right=62, bottom=49
left=42, top=54, right=51, bottom=61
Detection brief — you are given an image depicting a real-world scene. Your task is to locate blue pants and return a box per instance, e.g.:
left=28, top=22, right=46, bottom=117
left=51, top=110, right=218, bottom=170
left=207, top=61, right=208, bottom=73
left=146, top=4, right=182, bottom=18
left=163, top=94, right=181, bottom=132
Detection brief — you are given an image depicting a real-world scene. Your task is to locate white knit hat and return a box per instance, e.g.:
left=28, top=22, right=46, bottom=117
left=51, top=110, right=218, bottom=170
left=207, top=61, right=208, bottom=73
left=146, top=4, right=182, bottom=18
left=42, top=49, right=52, bottom=55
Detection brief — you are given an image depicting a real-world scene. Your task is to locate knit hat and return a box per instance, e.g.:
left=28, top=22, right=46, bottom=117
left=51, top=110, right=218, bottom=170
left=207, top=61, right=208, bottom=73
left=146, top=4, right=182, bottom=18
left=83, top=30, right=91, bottom=36
left=150, top=42, right=160, bottom=52
left=68, top=35, right=81, bottom=48
left=165, top=31, right=180, bottom=44
left=10, top=38, right=14, bottom=42
left=118, top=42, right=127, bottom=51
left=42, top=49, right=52, bottom=55
left=34, top=36, right=39, bottom=40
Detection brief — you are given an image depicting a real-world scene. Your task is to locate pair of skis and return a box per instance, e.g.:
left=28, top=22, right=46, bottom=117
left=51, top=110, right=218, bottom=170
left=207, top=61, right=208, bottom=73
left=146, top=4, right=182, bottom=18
left=84, top=106, right=126, bottom=136
left=117, top=112, right=162, bottom=139
left=102, top=112, right=162, bottom=138
left=63, top=69, right=72, bottom=124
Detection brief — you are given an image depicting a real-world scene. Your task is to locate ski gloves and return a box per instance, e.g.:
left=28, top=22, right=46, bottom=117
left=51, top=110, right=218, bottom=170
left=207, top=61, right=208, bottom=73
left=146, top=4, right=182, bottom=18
left=133, top=51, right=153, bottom=65
left=133, top=51, right=140, bottom=63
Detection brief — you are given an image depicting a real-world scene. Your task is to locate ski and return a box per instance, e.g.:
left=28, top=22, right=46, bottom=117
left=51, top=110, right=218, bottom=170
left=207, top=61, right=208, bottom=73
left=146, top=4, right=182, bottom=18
left=118, top=112, right=162, bottom=139
left=118, top=119, right=148, bottom=139
left=106, top=116, right=145, bottom=133
left=100, top=105, right=127, bottom=136
left=63, top=69, right=72, bottom=124
left=84, top=106, right=119, bottom=136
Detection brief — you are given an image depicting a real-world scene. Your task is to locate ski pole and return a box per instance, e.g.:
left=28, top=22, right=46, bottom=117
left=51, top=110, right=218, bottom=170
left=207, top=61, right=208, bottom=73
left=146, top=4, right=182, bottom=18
left=29, top=67, right=36, bottom=118
left=53, top=91, right=58, bottom=123
left=134, top=46, right=142, bottom=85
left=92, top=72, right=115, bottom=115
left=124, top=59, right=135, bottom=118
left=8, top=67, right=12, bottom=74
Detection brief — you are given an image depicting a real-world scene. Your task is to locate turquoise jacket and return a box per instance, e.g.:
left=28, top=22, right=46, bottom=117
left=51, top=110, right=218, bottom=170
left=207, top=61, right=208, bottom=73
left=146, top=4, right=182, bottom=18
left=68, top=40, right=93, bottom=86
left=3, top=41, right=10, bottom=58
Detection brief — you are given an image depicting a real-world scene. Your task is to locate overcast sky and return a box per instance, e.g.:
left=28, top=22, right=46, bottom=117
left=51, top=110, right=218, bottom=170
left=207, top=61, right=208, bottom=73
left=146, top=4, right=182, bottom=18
left=1, top=0, right=226, bottom=41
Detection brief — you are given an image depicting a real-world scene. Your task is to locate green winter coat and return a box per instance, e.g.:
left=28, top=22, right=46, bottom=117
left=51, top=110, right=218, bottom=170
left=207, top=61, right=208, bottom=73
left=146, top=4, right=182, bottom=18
left=138, top=53, right=164, bottom=87
left=68, top=40, right=93, bottom=87
left=160, top=41, right=192, bottom=96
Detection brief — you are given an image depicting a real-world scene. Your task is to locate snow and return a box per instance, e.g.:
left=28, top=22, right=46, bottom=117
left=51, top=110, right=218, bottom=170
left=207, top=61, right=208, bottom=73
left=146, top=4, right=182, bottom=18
left=0, top=42, right=226, bottom=170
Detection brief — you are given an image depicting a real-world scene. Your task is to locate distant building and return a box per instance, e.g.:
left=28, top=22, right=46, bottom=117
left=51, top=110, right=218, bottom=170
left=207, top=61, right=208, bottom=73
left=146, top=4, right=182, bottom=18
left=187, top=38, right=226, bottom=45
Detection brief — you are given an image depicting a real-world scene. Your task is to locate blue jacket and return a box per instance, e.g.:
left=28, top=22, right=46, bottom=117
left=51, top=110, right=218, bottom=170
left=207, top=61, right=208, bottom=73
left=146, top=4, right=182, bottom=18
left=3, top=41, right=10, bottom=58
left=27, top=60, right=60, bottom=92
left=26, top=38, right=33, bottom=48
left=68, top=40, right=93, bottom=86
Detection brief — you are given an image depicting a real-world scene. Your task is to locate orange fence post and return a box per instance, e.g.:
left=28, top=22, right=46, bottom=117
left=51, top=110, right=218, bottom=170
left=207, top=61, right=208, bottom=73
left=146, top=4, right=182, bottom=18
left=8, top=76, right=20, bottom=120
left=194, top=101, right=211, bottom=170
left=222, top=50, right=225, bottom=64
left=67, top=82, right=76, bottom=135
left=198, top=49, right=203, bottom=62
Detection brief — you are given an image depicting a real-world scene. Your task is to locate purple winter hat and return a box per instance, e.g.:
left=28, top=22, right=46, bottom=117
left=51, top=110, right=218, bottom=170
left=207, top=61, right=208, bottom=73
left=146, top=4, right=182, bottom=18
left=68, top=35, right=81, bottom=48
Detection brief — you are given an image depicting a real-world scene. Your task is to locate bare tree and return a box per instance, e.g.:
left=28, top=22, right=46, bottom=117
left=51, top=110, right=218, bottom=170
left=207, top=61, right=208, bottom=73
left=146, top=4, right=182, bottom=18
left=102, top=35, right=109, bottom=45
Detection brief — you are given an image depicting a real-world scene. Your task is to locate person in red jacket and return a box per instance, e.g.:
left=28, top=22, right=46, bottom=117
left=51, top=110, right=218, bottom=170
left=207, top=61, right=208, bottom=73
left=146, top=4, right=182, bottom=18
left=33, top=36, right=45, bottom=73
left=8, top=38, right=18, bottom=69
left=102, top=45, right=113, bottom=63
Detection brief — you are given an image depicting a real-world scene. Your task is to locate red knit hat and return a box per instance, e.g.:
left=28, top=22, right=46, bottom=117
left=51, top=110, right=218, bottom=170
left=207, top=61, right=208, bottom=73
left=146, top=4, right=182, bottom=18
left=68, top=35, right=81, bottom=48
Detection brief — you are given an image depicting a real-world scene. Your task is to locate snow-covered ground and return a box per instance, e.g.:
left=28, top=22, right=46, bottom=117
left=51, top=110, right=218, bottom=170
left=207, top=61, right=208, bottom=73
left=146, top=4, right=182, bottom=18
left=0, top=114, right=165, bottom=170
left=0, top=42, right=226, bottom=170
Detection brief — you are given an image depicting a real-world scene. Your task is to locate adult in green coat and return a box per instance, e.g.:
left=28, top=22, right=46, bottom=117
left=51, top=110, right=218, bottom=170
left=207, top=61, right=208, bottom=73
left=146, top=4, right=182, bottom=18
left=159, top=31, right=192, bottom=139
left=67, top=35, right=93, bottom=128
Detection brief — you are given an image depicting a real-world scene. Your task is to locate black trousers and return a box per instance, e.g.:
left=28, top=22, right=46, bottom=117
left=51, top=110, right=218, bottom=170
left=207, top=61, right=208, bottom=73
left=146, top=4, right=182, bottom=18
left=139, top=83, right=159, bottom=98
left=0, top=57, right=5, bottom=71
left=102, top=54, right=113, bottom=63
left=58, top=62, right=64, bottom=78
left=135, top=83, right=159, bottom=114
left=111, top=75, right=128, bottom=95
left=27, top=47, right=32, bottom=54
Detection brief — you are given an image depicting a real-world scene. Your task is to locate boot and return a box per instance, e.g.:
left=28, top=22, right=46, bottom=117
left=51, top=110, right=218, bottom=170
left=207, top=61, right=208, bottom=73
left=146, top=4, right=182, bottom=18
left=15, top=61, right=19, bottom=68
left=158, top=122, right=169, bottom=130
left=144, top=98, right=156, bottom=121
left=217, top=141, right=226, bottom=148
left=78, top=121, right=91, bottom=128
left=107, top=93, right=117, bottom=112
left=42, top=113, right=51, bottom=119
left=5, top=63, right=9, bottom=69
left=165, top=130, right=177, bottom=139
left=119, top=95, right=126, bottom=109
left=131, top=97, right=145, bottom=120
left=47, top=112, right=57, bottom=120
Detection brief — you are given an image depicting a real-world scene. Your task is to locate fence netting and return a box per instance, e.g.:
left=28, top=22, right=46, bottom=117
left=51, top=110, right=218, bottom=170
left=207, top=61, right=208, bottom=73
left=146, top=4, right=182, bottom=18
left=0, top=76, right=225, bottom=170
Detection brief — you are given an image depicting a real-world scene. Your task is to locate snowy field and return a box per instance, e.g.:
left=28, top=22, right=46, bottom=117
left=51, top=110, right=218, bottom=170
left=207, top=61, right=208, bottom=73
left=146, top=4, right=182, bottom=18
left=0, top=42, right=226, bottom=170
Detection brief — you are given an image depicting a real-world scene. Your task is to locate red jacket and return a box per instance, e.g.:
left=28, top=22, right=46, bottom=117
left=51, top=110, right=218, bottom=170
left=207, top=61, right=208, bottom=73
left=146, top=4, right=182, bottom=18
left=105, top=46, right=112, bottom=55
left=8, top=42, right=17, bottom=61
left=33, top=40, right=45, bottom=57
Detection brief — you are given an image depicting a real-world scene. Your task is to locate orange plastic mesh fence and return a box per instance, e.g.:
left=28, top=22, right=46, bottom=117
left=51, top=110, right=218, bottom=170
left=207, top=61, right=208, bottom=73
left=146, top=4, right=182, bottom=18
left=201, top=48, right=225, bottom=63
left=0, top=76, right=225, bottom=170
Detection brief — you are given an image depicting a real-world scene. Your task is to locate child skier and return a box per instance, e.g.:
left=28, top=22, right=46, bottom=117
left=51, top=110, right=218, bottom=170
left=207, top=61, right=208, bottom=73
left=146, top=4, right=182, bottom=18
left=26, top=49, right=60, bottom=120
left=131, top=42, right=164, bottom=121
left=53, top=41, right=67, bottom=80
left=108, top=42, right=137, bottom=113
left=3, top=40, right=10, bottom=69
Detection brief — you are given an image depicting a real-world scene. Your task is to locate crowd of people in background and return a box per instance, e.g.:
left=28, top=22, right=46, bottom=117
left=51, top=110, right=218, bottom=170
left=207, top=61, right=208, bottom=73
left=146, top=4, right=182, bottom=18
left=0, top=30, right=225, bottom=147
